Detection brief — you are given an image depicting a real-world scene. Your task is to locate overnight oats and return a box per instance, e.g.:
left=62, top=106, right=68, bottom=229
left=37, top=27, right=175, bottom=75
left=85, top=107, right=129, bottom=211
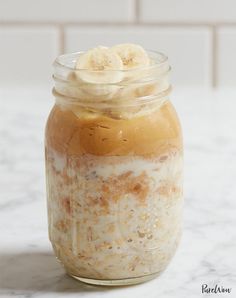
left=45, top=44, right=183, bottom=285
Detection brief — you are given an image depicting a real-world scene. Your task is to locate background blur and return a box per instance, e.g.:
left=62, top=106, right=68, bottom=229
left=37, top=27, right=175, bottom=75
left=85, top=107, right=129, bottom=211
left=0, top=0, right=236, bottom=88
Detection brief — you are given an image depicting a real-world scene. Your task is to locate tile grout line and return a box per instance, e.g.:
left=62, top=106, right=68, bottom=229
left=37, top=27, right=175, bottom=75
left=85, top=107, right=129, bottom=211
left=134, top=0, right=140, bottom=24
left=1, top=21, right=236, bottom=26
left=212, top=26, right=218, bottom=87
left=58, top=24, right=65, bottom=54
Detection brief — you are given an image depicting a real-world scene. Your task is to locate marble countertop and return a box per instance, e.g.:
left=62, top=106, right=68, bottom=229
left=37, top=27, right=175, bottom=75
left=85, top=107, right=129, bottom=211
left=0, top=87, right=235, bottom=298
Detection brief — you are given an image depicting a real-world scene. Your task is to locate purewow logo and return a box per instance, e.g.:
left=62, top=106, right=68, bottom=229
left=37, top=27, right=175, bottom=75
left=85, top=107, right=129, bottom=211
left=202, top=284, right=232, bottom=294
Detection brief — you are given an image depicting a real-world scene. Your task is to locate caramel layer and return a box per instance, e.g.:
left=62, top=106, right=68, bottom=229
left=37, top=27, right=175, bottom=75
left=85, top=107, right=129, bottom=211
left=45, top=101, right=182, bottom=157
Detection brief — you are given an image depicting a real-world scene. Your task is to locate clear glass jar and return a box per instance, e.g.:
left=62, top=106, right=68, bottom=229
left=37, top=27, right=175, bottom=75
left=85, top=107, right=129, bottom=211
left=45, top=51, right=183, bottom=286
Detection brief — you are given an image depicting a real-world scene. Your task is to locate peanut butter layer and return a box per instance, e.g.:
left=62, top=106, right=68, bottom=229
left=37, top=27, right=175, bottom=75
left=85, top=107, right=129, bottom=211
left=45, top=101, right=182, bottom=157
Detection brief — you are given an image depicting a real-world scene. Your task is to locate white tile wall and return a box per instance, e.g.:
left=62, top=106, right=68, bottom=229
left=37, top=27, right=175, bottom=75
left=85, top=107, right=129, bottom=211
left=0, top=0, right=135, bottom=23
left=0, top=27, right=59, bottom=86
left=140, top=0, right=236, bottom=23
left=0, top=0, right=235, bottom=87
left=217, top=27, right=236, bottom=86
left=65, top=26, right=212, bottom=86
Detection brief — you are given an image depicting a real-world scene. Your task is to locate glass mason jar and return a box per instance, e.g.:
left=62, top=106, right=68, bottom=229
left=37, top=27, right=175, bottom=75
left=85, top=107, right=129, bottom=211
left=45, top=51, right=183, bottom=286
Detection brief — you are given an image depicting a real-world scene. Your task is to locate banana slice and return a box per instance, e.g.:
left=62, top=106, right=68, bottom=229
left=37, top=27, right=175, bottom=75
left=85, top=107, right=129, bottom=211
left=72, top=107, right=100, bottom=119
left=75, top=46, right=123, bottom=84
left=63, top=71, right=88, bottom=99
left=67, top=69, right=120, bottom=100
left=112, top=43, right=150, bottom=81
left=112, top=43, right=150, bottom=69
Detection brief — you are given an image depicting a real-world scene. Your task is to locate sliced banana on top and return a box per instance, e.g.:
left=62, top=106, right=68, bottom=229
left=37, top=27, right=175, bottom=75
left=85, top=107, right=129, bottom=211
left=111, top=43, right=150, bottom=70
left=112, top=43, right=150, bottom=81
left=75, top=46, right=123, bottom=84
left=70, top=44, right=156, bottom=101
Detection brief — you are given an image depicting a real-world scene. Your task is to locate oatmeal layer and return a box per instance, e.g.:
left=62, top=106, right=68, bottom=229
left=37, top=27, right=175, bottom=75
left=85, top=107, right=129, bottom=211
left=46, top=148, right=183, bottom=279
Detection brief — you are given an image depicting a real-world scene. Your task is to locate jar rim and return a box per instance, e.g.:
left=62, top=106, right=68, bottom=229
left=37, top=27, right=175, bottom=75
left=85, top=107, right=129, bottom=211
left=53, top=50, right=171, bottom=108
left=54, top=50, right=169, bottom=74
left=53, top=85, right=171, bottom=108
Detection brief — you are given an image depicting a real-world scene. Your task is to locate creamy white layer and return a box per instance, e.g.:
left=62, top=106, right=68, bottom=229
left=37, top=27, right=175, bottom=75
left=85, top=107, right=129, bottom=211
left=46, top=148, right=183, bottom=279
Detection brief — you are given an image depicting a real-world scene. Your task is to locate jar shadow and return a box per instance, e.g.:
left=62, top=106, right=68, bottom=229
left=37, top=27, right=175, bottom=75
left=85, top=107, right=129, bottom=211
left=0, top=250, right=112, bottom=294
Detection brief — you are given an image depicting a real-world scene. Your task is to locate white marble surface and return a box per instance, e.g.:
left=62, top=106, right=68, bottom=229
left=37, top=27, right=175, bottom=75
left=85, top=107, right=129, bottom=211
left=0, top=87, right=236, bottom=298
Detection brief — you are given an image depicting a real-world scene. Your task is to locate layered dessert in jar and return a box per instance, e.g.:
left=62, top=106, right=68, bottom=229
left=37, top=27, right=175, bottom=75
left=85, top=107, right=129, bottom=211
left=45, top=44, right=183, bottom=285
